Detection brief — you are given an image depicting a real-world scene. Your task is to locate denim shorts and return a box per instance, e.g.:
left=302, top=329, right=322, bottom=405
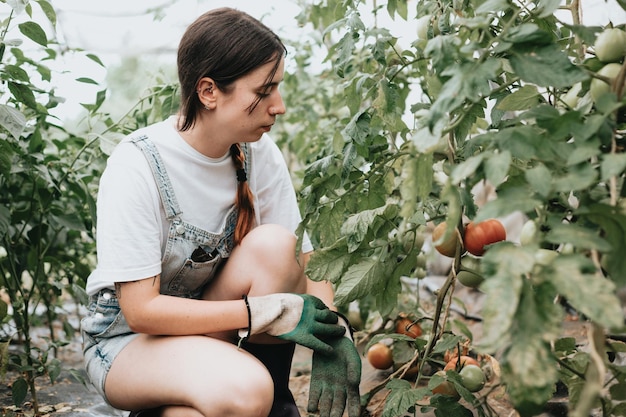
left=81, top=289, right=139, bottom=403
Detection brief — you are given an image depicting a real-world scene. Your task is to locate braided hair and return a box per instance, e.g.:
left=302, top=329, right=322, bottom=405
left=230, top=143, right=255, bottom=245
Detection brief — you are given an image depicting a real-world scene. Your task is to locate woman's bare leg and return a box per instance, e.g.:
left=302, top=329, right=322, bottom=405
left=105, top=335, right=273, bottom=417
left=204, top=224, right=307, bottom=300
left=104, top=224, right=303, bottom=416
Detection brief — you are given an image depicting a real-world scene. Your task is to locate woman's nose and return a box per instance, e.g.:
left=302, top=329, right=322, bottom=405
left=270, top=93, right=286, bottom=116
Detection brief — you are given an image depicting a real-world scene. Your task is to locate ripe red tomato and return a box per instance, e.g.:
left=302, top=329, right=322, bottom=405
left=463, top=219, right=506, bottom=256
left=395, top=317, right=422, bottom=338
left=432, top=221, right=462, bottom=258
left=443, top=355, right=480, bottom=371
left=367, top=343, right=393, bottom=370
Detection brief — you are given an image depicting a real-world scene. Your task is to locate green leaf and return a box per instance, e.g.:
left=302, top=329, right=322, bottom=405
left=545, top=223, right=612, bottom=252
left=502, top=23, right=552, bottom=45
left=11, top=377, right=28, bottom=406
left=430, top=60, right=500, bottom=128
left=86, top=53, right=105, bottom=67
left=0, top=204, right=9, bottom=239
left=552, top=163, right=597, bottom=193
left=552, top=255, right=623, bottom=329
left=475, top=0, right=511, bottom=14
left=35, top=0, right=57, bottom=26
left=496, top=85, right=543, bottom=111
left=509, top=44, right=589, bottom=88
left=431, top=394, right=474, bottom=416
left=18, top=21, right=47, bottom=46
left=498, top=279, right=562, bottom=414
left=0, top=104, right=26, bottom=139
left=484, top=150, right=511, bottom=186
left=47, top=358, right=61, bottom=383
left=334, top=257, right=388, bottom=305
left=0, top=299, right=7, bottom=321
left=535, top=0, right=562, bottom=17
left=341, top=205, right=388, bottom=253
left=8, top=81, right=37, bottom=109
left=477, top=244, right=534, bottom=352
left=306, top=240, right=352, bottom=283
left=382, top=380, right=428, bottom=417
left=525, top=164, right=552, bottom=198
left=600, top=153, right=626, bottom=181
left=386, top=0, right=408, bottom=20
left=567, top=145, right=601, bottom=166
left=450, top=154, right=484, bottom=185
left=341, top=110, right=371, bottom=146
left=475, top=187, right=542, bottom=222
left=76, top=77, right=99, bottom=85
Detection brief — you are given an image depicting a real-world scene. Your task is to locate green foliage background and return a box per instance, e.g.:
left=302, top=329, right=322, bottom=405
left=1, top=0, right=626, bottom=416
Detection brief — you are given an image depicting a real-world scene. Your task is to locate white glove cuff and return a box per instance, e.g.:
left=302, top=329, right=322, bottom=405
left=334, top=311, right=355, bottom=342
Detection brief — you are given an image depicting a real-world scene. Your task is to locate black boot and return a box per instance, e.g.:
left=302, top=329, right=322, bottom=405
left=242, top=342, right=301, bottom=417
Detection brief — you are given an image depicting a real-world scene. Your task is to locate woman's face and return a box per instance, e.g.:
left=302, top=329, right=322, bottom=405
left=215, top=57, right=286, bottom=143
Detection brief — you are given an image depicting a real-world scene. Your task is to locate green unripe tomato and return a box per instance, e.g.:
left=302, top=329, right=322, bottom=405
left=590, top=63, right=623, bottom=102
left=457, top=256, right=483, bottom=288
left=535, top=248, right=558, bottom=266
left=459, top=364, right=486, bottom=392
left=594, top=28, right=626, bottom=63
left=561, top=83, right=582, bottom=109
left=416, top=15, right=431, bottom=40
left=519, top=220, right=538, bottom=245
left=457, top=269, right=484, bottom=288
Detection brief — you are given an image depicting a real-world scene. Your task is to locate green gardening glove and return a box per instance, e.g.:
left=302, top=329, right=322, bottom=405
left=243, top=293, right=346, bottom=354
left=308, top=316, right=362, bottom=417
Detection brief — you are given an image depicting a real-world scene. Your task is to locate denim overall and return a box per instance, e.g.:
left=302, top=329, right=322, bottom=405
left=81, top=134, right=249, bottom=401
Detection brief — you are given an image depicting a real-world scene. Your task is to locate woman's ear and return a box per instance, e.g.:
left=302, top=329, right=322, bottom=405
left=196, top=77, right=217, bottom=110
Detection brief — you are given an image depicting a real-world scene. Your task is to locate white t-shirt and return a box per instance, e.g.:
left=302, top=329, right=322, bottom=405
left=86, top=116, right=313, bottom=295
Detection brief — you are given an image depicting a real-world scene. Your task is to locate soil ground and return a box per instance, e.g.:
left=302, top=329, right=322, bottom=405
left=0, top=276, right=589, bottom=417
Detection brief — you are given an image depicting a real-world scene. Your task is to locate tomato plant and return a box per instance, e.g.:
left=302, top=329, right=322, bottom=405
left=275, top=0, right=626, bottom=416
left=463, top=219, right=506, bottom=256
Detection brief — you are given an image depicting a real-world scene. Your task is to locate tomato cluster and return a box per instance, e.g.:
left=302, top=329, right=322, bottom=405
left=431, top=355, right=486, bottom=398
left=589, top=27, right=626, bottom=103
left=433, top=218, right=506, bottom=258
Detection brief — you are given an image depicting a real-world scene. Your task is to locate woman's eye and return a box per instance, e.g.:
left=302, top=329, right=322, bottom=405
left=257, top=86, right=276, bottom=98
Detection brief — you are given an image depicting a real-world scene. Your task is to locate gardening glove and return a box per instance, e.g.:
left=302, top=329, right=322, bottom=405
left=308, top=313, right=362, bottom=417
left=241, top=293, right=346, bottom=354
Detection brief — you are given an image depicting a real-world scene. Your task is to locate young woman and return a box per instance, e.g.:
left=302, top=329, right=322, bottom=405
left=81, top=7, right=361, bottom=417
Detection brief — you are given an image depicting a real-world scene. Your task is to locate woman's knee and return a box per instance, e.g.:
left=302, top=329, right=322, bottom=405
left=240, top=224, right=297, bottom=257
left=194, top=358, right=274, bottom=416
left=239, top=225, right=306, bottom=291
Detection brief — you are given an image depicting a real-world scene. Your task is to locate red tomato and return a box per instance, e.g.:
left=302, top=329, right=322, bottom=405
left=463, top=219, right=506, bottom=256
left=367, top=343, right=393, bottom=370
left=443, top=355, right=480, bottom=371
left=395, top=317, right=422, bottom=338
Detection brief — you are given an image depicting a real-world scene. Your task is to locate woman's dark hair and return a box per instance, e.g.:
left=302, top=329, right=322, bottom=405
left=177, top=8, right=286, bottom=245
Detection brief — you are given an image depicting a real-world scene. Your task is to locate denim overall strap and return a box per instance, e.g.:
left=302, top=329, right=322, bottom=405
left=130, top=135, right=182, bottom=221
